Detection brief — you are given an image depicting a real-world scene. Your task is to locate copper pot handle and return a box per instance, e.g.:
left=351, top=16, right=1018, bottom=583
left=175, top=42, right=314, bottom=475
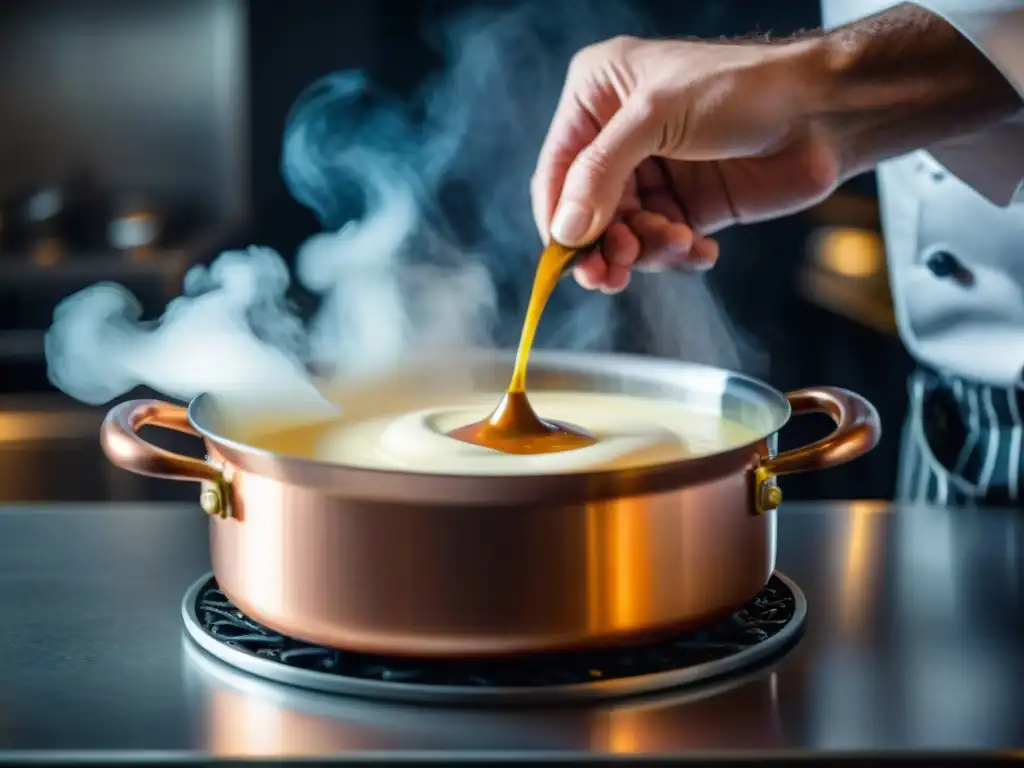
left=101, top=399, right=215, bottom=481
left=754, top=386, right=881, bottom=514
left=101, top=399, right=231, bottom=518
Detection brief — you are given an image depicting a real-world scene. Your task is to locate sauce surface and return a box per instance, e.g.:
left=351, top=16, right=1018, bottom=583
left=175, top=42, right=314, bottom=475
left=447, top=242, right=597, bottom=454
left=243, top=391, right=762, bottom=476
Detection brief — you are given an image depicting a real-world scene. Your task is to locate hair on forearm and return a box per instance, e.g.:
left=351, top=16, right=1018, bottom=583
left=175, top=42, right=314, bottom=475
left=819, top=2, right=1022, bottom=175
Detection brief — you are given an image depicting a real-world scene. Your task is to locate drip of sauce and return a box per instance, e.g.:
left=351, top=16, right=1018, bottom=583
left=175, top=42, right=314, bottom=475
left=447, top=241, right=599, bottom=455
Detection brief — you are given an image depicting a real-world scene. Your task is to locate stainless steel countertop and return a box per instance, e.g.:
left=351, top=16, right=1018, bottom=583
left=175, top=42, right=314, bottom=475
left=0, top=500, right=1020, bottom=758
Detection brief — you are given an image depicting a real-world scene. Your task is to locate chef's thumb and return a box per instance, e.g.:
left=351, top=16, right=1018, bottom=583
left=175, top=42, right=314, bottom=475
left=549, top=97, right=661, bottom=247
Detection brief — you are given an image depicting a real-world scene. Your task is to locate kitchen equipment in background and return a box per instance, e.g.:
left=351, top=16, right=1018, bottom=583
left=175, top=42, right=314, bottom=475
left=2, top=175, right=105, bottom=265
left=107, top=194, right=164, bottom=254
left=0, top=0, right=250, bottom=396
left=0, top=181, right=242, bottom=393
left=100, top=350, right=880, bottom=659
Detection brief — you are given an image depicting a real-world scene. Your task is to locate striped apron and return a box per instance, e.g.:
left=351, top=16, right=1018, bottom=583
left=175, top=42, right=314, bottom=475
left=898, top=368, right=1024, bottom=507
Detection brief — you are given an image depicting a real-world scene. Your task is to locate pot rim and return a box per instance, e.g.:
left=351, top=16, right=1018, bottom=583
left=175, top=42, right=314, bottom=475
left=184, top=350, right=791, bottom=506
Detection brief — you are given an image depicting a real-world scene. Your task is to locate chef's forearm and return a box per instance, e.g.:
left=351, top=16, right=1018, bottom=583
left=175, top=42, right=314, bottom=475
left=805, top=2, right=1023, bottom=181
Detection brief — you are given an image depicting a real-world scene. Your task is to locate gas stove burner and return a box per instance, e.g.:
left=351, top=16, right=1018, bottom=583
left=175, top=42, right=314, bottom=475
left=182, top=573, right=805, bottom=706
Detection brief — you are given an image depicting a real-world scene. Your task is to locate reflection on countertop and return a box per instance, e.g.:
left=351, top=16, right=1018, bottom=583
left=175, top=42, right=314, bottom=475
left=183, top=637, right=788, bottom=755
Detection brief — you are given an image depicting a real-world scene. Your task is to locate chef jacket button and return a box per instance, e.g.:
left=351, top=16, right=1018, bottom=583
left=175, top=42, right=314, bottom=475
left=925, top=249, right=974, bottom=287
left=926, top=250, right=958, bottom=277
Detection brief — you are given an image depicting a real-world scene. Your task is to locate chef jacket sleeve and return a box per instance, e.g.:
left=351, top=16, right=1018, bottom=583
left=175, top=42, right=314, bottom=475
left=908, top=1, right=1024, bottom=206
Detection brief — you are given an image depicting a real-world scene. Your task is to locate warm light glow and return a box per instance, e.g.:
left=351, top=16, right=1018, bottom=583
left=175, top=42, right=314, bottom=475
left=600, top=710, right=644, bottom=754
left=593, top=697, right=672, bottom=754
left=0, top=413, right=61, bottom=442
left=31, top=238, right=62, bottom=267
left=129, top=244, right=158, bottom=262
left=584, top=500, right=653, bottom=632
left=205, top=685, right=372, bottom=756
left=816, top=228, right=884, bottom=278
left=840, top=501, right=886, bottom=635
left=585, top=505, right=603, bottom=632
left=611, top=500, right=652, bottom=627
left=208, top=689, right=287, bottom=756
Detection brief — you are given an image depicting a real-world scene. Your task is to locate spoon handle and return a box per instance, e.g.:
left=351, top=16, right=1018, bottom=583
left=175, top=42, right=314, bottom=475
left=558, top=242, right=599, bottom=279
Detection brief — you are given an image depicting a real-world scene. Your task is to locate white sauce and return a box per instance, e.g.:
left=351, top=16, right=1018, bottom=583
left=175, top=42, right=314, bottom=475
left=244, top=391, right=761, bottom=476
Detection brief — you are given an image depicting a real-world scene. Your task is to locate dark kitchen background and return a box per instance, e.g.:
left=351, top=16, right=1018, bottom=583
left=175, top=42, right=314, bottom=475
left=0, top=0, right=911, bottom=505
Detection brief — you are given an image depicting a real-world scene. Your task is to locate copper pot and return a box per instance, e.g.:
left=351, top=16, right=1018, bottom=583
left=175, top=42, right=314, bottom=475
left=101, top=351, right=880, bottom=658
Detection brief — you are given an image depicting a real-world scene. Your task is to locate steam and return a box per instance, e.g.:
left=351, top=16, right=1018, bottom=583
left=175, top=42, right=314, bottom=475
left=45, top=0, right=762, bottom=409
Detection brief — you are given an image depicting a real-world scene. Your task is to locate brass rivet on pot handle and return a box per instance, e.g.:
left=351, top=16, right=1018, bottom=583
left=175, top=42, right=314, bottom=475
left=199, top=479, right=232, bottom=520
left=754, top=465, right=783, bottom=515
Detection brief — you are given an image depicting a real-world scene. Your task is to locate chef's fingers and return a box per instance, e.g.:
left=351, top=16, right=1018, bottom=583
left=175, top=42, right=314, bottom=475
left=634, top=158, right=669, bottom=194
left=572, top=254, right=631, bottom=294
left=639, top=191, right=687, bottom=226
left=579, top=221, right=638, bottom=294
left=687, top=236, right=720, bottom=271
left=626, top=211, right=694, bottom=271
left=572, top=250, right=607, bottom=290
left=600, top=264, right=632, bottom=294
left=549, top=95, right=663, bottom=247
left=600, top=220, right=641, bottom=267
left=573, top=215, right=718, bottom=291
left=635, top=162, right=686, bottom=224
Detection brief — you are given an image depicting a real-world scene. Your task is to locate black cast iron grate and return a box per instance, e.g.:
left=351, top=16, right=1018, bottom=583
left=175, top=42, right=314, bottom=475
left=194, top=574, right=799, bottom=689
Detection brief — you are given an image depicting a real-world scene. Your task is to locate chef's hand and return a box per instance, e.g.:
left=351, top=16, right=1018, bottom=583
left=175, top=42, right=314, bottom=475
left=531, top=34, right=838, bottom=293
left=533, top=7, right=1021, bottom=294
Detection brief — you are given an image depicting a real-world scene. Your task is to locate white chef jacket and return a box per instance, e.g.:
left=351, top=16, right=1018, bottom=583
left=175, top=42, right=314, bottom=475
left=821, top=0, right=1024, bottom=389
